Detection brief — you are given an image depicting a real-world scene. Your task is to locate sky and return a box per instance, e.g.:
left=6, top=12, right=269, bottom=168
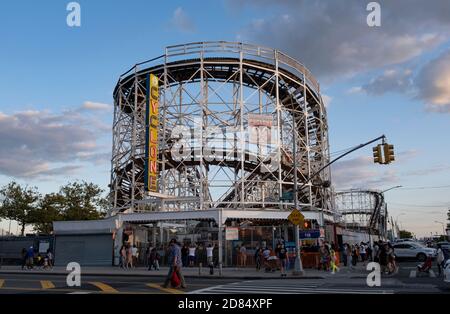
left=0, top=0, right=449, bottom=237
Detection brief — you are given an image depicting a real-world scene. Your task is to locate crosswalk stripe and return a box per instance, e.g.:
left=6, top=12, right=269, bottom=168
left=40, top=280, right=55, bottom=289
left=192, top=286, right=392, bottom=294
left=68, top=291, right=92, bottom=294
left=190, top=280, right=394, bottom=295
left=146, top=283, right=185, bottom=294
left=409, top=270, right=416, bottom=278
left=429, top=270, right=436, bottom=278
left=89, top=282, right=118, bottom=293
left=0, top=280, right=4, bottom=288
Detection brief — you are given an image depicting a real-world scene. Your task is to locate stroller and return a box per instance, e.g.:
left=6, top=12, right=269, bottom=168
left=417, top=255, right=432, bottom=273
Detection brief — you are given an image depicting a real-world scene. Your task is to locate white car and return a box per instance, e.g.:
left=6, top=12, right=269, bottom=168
left=444, top=259, right=450, bottom=284
left=393, top=242, right=437, bottom=261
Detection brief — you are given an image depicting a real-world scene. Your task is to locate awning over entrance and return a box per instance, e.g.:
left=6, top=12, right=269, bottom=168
left=53, top=209, right=335, bottom=234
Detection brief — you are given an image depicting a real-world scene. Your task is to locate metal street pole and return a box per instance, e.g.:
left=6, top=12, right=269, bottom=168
left=292, top=114, right=304, bottom=275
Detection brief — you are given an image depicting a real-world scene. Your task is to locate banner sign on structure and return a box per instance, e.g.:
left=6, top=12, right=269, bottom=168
left=145, top=74, right=159, bottom=192
left=225, top=227, right=239, bottom=240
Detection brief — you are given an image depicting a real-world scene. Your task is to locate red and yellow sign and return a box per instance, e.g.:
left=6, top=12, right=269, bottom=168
left=146, top=74, right=159, bottom=192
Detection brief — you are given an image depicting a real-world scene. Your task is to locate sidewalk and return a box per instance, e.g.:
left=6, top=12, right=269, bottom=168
left=0, top=264, right=370, bottom=280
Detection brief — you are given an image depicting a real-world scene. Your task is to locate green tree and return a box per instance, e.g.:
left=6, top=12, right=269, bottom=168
left=58, top=181, right=107, bottom=221
left=30, top=193, right=65, bottom=234
left=0, top=182, right=40, bottom=235
left=399, top=229, right=413, bottom=239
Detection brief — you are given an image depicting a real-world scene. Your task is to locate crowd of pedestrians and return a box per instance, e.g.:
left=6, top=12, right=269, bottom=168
left=20, top=247, right=54, bottom=270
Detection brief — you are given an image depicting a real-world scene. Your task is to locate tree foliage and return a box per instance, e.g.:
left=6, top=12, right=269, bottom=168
left=0, top=181, right=108, bottom=235
left=58, top=181, right=107, bottom=221
left=399, top=229, right=413, bottom=239
left=0, top=182, right=40, bottom=235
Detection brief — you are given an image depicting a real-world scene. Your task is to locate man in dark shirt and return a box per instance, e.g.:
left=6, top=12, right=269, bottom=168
left=163, top=238, right=187, bottom=289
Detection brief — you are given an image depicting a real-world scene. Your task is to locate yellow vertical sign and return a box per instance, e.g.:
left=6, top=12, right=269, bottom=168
left=148, top=74, right=159, bottom=192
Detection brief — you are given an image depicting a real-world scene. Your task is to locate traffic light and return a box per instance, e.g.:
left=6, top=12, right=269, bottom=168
left=303, top=220, right=312, bottom=229
left=383, top=144, right=395, bottom=164
left=372, top=145, right=383, bottom=164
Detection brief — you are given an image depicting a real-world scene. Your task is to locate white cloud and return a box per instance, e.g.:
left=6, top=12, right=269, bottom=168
left=170, top=7, right=196, bottom=33
left=416, top=50, right=450, bottom=113
left=361, top=68, right=414, bottom=95
left=331, top=156, right=399, bottom=190
left=322, top=94, right=332, bottom=108
left=0, top=107, right=110, bottom=178
left=347, top=87, right=363, bottom=94
left=80, top=101, right=112, bottom=111
left=237, top=0, right=450, bottom=81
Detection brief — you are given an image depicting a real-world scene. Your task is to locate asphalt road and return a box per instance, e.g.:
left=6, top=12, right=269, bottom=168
left=0, top=261, right=448, bottom=294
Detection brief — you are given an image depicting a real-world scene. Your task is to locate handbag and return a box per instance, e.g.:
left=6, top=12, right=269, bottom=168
left=171, top=268, right=181, bottom=287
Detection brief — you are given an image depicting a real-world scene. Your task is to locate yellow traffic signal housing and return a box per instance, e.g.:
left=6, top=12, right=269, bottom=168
left=383, top=144, right=395, bottom=164
left=372, top=145, right=383, bottom=164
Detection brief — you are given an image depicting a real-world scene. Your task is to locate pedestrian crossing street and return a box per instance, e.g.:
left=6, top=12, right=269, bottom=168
left=189, top=280, right=394, bottom=294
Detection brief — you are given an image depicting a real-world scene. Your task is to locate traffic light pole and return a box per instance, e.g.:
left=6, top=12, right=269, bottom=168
left=297, top=135, right=387, bottom=192
left=292, top=116, right=304, bottom=275
left=293, top=134, right=387, bottom=274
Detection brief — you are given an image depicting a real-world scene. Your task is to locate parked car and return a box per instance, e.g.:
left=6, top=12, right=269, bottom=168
left=392, top=241, right=437, bottom=261
left=393, top=238, right=416, bottom=244
left=437, top=242, right=450, bottom=250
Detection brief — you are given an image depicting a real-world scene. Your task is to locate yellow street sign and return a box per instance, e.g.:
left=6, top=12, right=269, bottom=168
left=288, top=208, right=305, bottom=226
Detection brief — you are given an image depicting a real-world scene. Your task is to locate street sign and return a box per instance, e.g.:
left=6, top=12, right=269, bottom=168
left=288, top=208, right=305, bottom=226
left=299, top=230, right=320, bottom=239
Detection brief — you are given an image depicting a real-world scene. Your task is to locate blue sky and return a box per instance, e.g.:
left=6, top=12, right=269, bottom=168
left=1, top=0, right=450, bottom=237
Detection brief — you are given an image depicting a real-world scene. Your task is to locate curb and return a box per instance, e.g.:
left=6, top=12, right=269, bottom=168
left=0, top=270, right=325, bottom=280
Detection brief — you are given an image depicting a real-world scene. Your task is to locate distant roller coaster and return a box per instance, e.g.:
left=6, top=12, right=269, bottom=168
left=335, top=189, right=388, bottom=238
left=110, top=42, right=333, bottom=215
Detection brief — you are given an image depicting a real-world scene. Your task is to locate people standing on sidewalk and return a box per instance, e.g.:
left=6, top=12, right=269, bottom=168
left=46, top=249, right=54, bottom=269
left=181, top=243, right=189, bottom=267
left=132, top=245, right=138, bottom=267
left=277, top=244, right=288, bottom=277
left=359, top=242, right=366, bottom=265
left=342, top=243, right=350, bottom=267
left=206, top=244, right=215, bottom=275
left=437, top=246, right=445, bottom=276
left=255, top=247, right=262, bottom=271
left=319, top=244, right=330, bottom=271
left=26, top=246, right=34, bottom=269
left=366, top=244, right=373, bottom=262
left=127, top=244, right=133, bottom=268
left=163, top=238, right=186, bottom=289
left=119, top=245, right=127, bottom=269
left=379, top=243, right=388, bottom=274
left=386, top=243, right=397, bottom=274
left=330, top=248, right=340, bottom=274
left=373, top=242, right=380, bottom=263
left=148, top=247, right=160, bottom=270
left=240, top=244, right=247, bottom=267
left=20, top=248, right=27, bottom=270
left=188, top=244, right=196, bottom=267
left=351, top=245, right=358, bottom=267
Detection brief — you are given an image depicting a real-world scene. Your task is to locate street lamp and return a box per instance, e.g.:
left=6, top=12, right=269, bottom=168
left=382, top=185, right=403, bottom=193
left=435, top=221, right=445, bottom=236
